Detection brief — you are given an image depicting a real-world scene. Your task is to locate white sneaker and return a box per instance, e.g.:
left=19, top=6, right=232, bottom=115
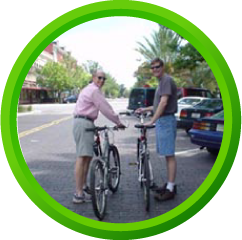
left=83, top=192, right=92, bottom=202
left=72, top=193, right=85, bottom=204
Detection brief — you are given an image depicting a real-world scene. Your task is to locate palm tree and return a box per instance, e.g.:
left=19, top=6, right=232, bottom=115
left=136, top=25, right=182, bottom=72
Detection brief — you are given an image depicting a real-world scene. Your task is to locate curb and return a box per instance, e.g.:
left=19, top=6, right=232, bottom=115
left=17, top=110, right=40, bottom=117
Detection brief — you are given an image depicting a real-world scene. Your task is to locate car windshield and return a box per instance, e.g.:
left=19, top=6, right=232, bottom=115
left=178, top=98, right=201, bottom=105
left=195, top=99, right=222, bottom=108
left=130, top=89, right=145, bottom=101
left=210, top=110, right=224, bottom=119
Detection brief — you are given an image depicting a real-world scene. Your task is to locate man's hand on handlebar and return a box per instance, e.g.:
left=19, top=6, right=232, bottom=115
left=135, top=108, right=145, bottom=114
left=117, top=123, right=126, bottom=130
left=143, top=120, right=155, bottom=127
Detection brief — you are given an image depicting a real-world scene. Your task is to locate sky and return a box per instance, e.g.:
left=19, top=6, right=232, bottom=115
left=56, top=17, right=160, bottom=89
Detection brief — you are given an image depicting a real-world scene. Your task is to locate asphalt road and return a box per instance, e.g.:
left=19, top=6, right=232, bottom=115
left=17, top=99, right=216, bottom=223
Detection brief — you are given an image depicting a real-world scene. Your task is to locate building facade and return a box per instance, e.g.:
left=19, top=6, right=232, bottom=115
left=20, top=41, right=72, bottom=104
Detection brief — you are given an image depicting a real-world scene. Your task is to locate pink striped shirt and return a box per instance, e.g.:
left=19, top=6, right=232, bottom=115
left=74, top=82, right=121, bottom=125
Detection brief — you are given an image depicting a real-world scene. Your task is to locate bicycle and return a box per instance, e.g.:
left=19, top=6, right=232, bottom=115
left=120, top=111, right=155, bottom=211
left=86, top=125, right=124, bottom=220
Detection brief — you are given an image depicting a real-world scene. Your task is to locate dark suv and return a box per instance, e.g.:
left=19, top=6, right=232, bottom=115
left=128, top=87, right=156, bottom=110
left=128, top=87, right=213, bottom=110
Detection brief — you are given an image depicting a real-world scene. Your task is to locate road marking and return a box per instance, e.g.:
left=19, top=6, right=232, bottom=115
left=176, top=148, right=201, bottom=155
left=18, top=116, right=72, bottom=138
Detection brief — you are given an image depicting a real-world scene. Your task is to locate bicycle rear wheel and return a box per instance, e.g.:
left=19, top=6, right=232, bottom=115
left=90, top=158, right=107, bottom=220
left=108, top=145, right=121, bottom=193
left=138, top=140, right=144, bottom=188
left=137, top=138, right=141, bottom=163
left=142, top=153, right=150, bottom=211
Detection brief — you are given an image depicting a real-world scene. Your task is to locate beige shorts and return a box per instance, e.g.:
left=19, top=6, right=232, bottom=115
left=73, top=118, right=95, bottom=157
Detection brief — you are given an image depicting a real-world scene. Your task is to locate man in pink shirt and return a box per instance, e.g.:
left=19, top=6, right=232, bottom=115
left=72, top=70, right=125, bottom=203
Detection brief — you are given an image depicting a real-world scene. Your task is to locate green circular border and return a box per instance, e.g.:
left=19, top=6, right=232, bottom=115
left=1, top=1, right=241, bottom=239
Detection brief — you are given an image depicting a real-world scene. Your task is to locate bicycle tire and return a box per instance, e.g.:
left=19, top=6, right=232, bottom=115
left=137, top=138, right=140, bottom=163
left=138, top=140, right=144, bottom=188
left=143, top=153, right=150, bottom=211
left=107, top=145, right=121, bottom=193
left=90, top=158, right=107, bottom=220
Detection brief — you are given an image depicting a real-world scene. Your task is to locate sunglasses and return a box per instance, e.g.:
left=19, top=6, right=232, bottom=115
left=151, top=65, right=161, bottom=70
left=97, top=76, right=106, bottom=81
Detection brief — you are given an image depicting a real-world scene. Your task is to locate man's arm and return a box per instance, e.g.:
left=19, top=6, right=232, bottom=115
left=92, top=89, right=121, bottom=125
left=146, top=95, right=169, bottom=125
left=135, top=105, right=153, bottom=114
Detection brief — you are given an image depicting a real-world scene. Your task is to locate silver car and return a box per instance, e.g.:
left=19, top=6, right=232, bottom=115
left=175, top=97, right=209, bottom=120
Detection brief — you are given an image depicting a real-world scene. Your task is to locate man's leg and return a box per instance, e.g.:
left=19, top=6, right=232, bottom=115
left=82, top=157, right=92, bottom=190
left=154, top=155, right=177, bottom=201
left=165, top=155, right=177, bottom=192
left=75, top=156, right=92, bottom=196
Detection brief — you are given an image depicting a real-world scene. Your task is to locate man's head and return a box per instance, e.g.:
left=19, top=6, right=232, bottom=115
left=92, top=70, right=106, bottom=88
left=150, top=58, right=164, bottom=78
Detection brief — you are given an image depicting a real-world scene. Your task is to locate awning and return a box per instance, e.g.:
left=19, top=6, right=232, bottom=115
left=21, top=86, right=51, bottom=91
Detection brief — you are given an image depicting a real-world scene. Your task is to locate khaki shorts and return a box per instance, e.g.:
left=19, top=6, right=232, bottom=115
left=73, top=118, right=95, bottom=157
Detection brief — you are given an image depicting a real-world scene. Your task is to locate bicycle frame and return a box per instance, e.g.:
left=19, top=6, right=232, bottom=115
left=88, top=125, right=122, bottom=220
left=136, top=114, right=154, bottom=185
left=137, top=129, right=147, bottom=182
left=93, top=128, right=111, bottom=194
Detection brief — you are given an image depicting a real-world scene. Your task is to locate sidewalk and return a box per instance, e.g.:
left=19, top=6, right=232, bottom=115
left=17, top=110, right=41, bottom=117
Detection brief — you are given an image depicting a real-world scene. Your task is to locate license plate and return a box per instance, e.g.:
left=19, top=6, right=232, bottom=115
left=216, top=124, right=224, bottom=132
left=191, top=113, right=200, bottom=118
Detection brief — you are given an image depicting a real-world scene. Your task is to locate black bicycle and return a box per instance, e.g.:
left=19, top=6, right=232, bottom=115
left=135, top=113, right=155, bottom=211
left=120, top=111, right=155, bottom=211
left=86, top=126, right=123, bottom=220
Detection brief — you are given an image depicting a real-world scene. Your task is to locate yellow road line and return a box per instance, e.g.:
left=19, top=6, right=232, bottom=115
left=18, top=116, right=72, bottom=138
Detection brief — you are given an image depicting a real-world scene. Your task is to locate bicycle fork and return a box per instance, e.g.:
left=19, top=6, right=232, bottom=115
left=138, top=149, right=154, bottom=185
left=99, top=158, right=109, bottom=196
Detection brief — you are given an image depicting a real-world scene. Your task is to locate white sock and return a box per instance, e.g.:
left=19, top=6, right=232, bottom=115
left=166, top=182, right=175, bottom=192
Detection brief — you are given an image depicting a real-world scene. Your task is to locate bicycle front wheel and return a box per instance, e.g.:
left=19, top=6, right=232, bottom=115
left=107, top=145, right=121, bottom=193
left=90, top=158, right=107, bottom=220
left=142, top=153, right=150, bottom=211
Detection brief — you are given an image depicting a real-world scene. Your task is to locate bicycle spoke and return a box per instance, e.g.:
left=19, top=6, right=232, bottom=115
left=108, top=146, right=121, bottom=193
left=90, top=159, right=106, bottom=220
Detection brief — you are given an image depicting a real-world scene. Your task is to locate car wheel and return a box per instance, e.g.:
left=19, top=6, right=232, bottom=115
left=185, top=128, right=191, bottom=134
left=207, top=148, right=219, bottom=155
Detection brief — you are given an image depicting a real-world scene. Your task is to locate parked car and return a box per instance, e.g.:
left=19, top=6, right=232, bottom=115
left=63, top=95, right=78, bottom=103
left=128, top=86, right=214, bottom=111
left=128, top=87, right=156, bottom=110
left=175, top=96, right=208, bottom=120
left=188, top=110, right=224, bottom=155
left=177, top=98, right=223, bottom=132
left=177, top=87, right=213, bottom=99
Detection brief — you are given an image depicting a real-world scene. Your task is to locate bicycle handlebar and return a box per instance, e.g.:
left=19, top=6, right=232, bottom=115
left=119, top=111, right=150, bottom=119
left=134, top=124, right=155, bottom=129
left=86, top=126, right=125, bottom=132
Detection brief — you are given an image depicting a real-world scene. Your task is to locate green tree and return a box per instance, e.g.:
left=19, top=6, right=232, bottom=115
left=133, top=62, right=159, bottom=88
left=69, top=65, right=91, bottom=95
left=119, top=84, right=126, bottom=98
left=82, top=60, right=102, bottom=75
left=62, top=54, right=91, bottom=94
left=37, top=62, right=71, bottom=102
left=174, top=43, right=204, bottom=71
left=136, top=25, right=182, bottom=73
left=102, top=73, right=120, bottom=98
left=174, top=43, right=218, bottom=94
